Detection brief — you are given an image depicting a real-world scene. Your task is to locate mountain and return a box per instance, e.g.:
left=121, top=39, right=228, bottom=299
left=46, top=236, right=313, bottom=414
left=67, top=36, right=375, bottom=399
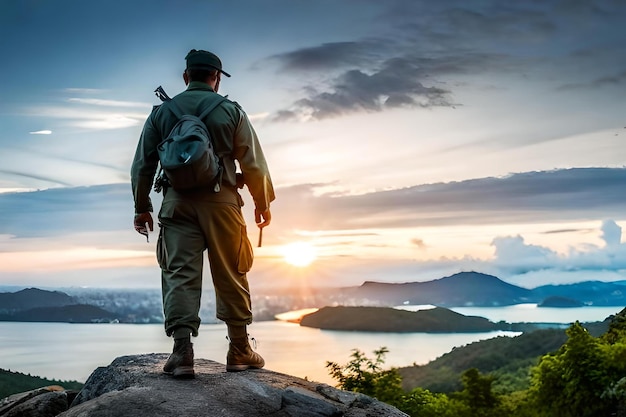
left=0, top=304, right=118, bottom=323
left=532, top=281, right=626, bottom=306
left=339, top=271, right=533, bottom=306
left=299, top=306, right=497, bottom=332
left=0, top=288, right=75, bottom=313
left=337, top=271, right=626, bottom=307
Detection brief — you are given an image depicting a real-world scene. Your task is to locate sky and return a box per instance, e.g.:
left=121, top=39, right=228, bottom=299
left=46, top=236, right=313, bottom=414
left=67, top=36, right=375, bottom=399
left=0, top=0, right=625, bottom=291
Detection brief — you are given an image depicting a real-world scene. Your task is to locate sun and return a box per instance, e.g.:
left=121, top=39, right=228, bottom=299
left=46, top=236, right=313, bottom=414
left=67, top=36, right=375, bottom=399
left=281, top=242, right=317, bottom=267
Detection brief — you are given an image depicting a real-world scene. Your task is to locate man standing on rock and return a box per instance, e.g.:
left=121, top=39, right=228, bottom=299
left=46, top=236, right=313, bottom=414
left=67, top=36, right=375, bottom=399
left=131, top=49, right=275, bottom=378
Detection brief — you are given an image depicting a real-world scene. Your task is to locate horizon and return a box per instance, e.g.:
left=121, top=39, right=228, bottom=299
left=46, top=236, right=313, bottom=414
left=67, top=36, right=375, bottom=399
left=1, top=1, right=626, bottom=291
left=2, top=269, right=626, bottom=294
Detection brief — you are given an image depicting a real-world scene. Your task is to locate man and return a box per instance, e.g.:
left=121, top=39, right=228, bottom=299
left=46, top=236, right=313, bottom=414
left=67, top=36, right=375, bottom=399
left=131, top=49, right=275, bottom=378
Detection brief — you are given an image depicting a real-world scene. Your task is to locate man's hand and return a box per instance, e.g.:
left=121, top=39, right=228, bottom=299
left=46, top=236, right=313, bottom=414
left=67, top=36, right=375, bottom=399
left=254, top=208, right=271, bottom=229
left=134, top=212, right=154, bottom=240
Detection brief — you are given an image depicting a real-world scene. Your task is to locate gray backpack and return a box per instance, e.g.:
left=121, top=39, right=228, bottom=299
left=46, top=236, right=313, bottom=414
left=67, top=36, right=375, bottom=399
left=156, top=93, right=226, bottom=192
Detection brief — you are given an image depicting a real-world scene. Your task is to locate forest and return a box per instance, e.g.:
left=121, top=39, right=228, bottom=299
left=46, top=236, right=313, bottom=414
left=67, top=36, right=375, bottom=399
left=327, top=308, right=626, bottom=417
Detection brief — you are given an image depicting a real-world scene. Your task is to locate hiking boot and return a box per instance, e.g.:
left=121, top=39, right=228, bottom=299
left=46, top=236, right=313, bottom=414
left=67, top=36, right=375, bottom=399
left=163, top=337, right=195, bottom=379
left=226, top=337, right=265, bottom=372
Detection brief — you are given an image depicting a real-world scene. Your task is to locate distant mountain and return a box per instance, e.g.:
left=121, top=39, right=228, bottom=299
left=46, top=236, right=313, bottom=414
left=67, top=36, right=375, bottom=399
left=0, top=304, right=118, bottom=323
left=337, top=271, right=626, bottom=307
left=339, top=271, right=533, bottom=307
left=299, top=306, right=497, bottom=332
left=0, top=288, right=75, bottom=313
left=533, top=281, right=626, bottom=306
left=0, top=289, right=119, bottom=323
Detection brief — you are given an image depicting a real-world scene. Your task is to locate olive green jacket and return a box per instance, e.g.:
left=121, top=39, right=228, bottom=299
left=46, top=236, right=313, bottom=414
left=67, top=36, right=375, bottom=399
left=131, top=81, right=275, bottom=214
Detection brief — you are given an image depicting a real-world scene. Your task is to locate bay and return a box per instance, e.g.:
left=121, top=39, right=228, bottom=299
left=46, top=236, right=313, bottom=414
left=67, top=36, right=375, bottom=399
left=2, top=321, right=516, bottom=386
left=2, top=305, right=620, bottom=386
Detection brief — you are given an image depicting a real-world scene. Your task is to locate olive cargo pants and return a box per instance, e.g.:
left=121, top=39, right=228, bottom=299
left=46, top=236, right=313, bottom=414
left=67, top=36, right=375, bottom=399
left=157, top=192, right=254, bottom=337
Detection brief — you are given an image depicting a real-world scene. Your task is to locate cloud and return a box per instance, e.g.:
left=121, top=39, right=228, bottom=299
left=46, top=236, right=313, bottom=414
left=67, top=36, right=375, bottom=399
left=67, top=98, right=153, bottom=108
left=268, top=41, right=382, bottom=72
left=274, top=168, right=626, bottom=231
left=601, top=219, right=622, bottom=248
left=267, top=1, right=626, bottom=120
left=29, top=130, right=52, bottom=135
left=411, top=238, right=427, bottom=249
left=26, top=105, right=148, bottom=130
left=274, top=57, right=453, bottom=121
left=1, top=167, right=625, bottom=241
left=490, top=219, right=626, bottom=281
left=0, top=183, right=139, bottom=238
left=0, top=169, right=73, bottom=187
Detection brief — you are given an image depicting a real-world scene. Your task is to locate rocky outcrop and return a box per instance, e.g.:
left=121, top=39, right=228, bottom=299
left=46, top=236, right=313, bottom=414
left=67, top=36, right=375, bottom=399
left=4, top=354, right=407, bottom=417
left=0, top=385, right=78, bottom=417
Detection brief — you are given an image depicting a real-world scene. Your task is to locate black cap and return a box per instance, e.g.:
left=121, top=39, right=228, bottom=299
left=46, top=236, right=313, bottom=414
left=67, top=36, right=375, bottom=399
left=185, top=49, right=231, bottom=77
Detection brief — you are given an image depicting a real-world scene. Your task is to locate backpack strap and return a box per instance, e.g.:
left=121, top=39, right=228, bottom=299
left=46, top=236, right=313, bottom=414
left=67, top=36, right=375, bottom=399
left=165, top=95, right=226, bottom=121
left=165, top=99, right=184, bottom=120
left=197, top=96, right=227, bottom=120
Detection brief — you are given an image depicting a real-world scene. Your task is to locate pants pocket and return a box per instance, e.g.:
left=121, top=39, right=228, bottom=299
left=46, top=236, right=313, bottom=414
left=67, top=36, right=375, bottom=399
left=156, top=224, right=169, bottom=270
left=237, top=226, right=254, bottom=274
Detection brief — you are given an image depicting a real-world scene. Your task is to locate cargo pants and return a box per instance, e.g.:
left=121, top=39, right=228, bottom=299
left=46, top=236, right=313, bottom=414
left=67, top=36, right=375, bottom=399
left=156, top=188, right=254, bottom=337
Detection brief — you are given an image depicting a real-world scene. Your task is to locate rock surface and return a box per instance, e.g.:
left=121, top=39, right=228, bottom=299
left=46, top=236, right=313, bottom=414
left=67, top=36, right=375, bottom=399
left=0, top=386, right=76, bottom=417
left=57, top=354, right=408, bottom=417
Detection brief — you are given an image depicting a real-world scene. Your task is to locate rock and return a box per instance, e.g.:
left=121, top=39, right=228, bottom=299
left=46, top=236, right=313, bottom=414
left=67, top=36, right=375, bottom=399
left=60, top=353, right=408, bottom=417
left=0, top=386, right=72, bottom=417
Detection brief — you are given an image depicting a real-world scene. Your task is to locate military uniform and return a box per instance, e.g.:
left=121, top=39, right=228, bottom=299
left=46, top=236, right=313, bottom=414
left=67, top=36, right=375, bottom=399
left=131, top=81, right=275, bottom=338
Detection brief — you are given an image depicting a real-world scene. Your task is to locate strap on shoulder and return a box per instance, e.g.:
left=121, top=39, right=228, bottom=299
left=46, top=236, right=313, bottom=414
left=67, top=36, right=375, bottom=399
left=198, top=96, right=227, bottom=120
left=164, top=95, right=226, bottom=121
left=165, top=99, right=185, bottom=120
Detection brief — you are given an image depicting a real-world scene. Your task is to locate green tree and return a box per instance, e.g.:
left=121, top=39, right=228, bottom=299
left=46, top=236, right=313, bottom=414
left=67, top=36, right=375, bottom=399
left=530, top=321, right=619, bottom=417
left=459, top=368, right=499, bottom=410
left=326, top=347, right=404, bottom=405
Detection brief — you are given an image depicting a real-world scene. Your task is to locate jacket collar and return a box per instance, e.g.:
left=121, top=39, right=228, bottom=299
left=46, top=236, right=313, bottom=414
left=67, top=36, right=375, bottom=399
left=186, top=81, right=215, bottom=92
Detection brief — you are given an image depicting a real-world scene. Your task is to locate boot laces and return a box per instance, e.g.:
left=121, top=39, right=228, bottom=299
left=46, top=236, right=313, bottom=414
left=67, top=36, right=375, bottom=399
left=225, top=335, right=259, bottom=350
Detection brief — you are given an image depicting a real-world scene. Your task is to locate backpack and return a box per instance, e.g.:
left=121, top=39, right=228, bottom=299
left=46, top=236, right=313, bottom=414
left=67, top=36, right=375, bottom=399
left=156, top=92, right=227, bottom=193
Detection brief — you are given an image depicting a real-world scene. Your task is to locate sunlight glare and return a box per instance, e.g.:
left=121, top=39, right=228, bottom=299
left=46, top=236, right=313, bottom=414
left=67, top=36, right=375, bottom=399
left=281, top=242, right=317, bottom=267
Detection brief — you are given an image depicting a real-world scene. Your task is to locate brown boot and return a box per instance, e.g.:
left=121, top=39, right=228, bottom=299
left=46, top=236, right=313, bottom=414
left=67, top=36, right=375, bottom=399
left=163, top=337, right=195, bottom=379
left=226, top=336, right=265, bottom=372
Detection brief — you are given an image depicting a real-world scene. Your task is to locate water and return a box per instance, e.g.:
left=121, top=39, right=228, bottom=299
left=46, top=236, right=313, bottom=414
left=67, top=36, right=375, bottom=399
left=395, top=304, right=623, bottom=324
left=2, top=321, right=516, bottom=385
left=2, top=305, right=621, bottom=386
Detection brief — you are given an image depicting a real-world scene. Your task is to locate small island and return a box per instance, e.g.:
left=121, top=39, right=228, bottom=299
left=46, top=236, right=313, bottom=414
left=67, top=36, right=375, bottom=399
left=299, top=306, right=497, bottom=333
left=538, top=296, right=584, bottom=308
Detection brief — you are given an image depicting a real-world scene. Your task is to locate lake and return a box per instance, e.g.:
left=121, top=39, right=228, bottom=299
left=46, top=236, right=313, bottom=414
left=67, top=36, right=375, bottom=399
left=1, top=305, right=621, bottom=386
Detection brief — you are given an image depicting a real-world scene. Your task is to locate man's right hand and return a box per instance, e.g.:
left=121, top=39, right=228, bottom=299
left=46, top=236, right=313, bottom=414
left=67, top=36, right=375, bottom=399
left=255, top=208, right=271, bottom=229
left=134, top=212, right=154, bottom=235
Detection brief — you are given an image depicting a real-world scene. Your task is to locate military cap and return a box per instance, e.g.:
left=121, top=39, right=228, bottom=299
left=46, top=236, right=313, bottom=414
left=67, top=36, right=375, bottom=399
left=185, top=49, right=231, bottom=77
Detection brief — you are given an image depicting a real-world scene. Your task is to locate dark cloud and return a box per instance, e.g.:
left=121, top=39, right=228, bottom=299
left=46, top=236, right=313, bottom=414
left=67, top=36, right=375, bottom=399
left=273, top=167, right=626, bottom=230
left=0, top=169, right=73, bottom=187
left=267, top=41, right=383, bottom=72
left=274, top=57, right=454, bottom=121
left=0, top=183, right=136, bottom=237
left=3, top=168, right=625, bottom=239
left=557, top=69, right=626, bottom=91
left=542, top=228, right=591, bottom=235
left=268, top=1, right=626, bottom=120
